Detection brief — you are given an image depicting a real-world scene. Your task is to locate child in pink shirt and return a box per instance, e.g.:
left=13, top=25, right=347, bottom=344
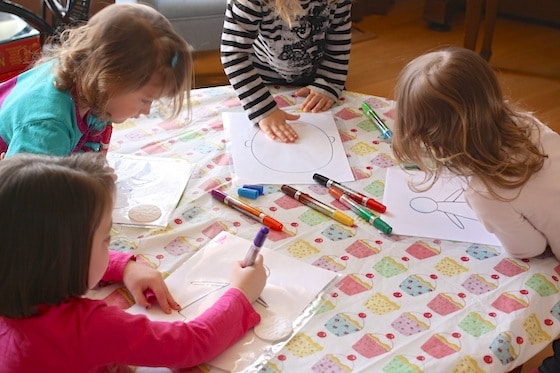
left=0, top=152, right=267, bottom=372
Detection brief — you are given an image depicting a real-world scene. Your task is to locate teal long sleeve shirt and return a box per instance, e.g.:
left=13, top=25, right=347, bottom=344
left=0, top=60, right=109, bottom=157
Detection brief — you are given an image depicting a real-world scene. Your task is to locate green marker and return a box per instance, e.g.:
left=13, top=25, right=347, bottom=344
left=328, top=187, right=392, bottom=234
left=362, top=102, right=393, bottom=140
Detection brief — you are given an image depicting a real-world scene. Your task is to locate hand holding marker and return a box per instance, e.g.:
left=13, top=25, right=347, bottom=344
left=313, top=173, right=386, bottom=213
left=242, top=227, right=270, bottom=308
left=242, top=226, right=269, bottom=267
left=329, top=187, right=392, bottom=234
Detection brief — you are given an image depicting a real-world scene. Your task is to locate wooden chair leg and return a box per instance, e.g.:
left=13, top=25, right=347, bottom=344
left=463, top=0, right=483, bottom=51
left=480, top=0, right=499, bottom=61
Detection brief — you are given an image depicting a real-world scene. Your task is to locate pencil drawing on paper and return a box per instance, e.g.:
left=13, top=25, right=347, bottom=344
left=409, top=187, right=478, bottom=230
left=246, top=121, right=335, bottom=173
left=176, top=280, right=229, bottom=321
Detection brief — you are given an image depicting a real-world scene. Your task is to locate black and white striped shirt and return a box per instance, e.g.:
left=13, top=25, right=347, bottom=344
left=221, top=0, right=352, bottom=125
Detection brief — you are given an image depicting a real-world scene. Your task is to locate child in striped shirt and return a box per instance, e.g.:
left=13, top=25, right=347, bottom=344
left=221, top=0, right=352, bottom=143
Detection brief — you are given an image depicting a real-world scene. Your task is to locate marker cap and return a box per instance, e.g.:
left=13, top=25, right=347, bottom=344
left=365, top=198, right=387, bottom=213
left=373, top=218, right=392, bottom=234
left=238, top=187, right=259, bottom=199
left=243, top=184, right=264, bottom=195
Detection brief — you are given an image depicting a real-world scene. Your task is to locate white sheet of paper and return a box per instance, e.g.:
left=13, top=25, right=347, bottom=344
left=223, top=111, right=354, bottom=184
left=127, top=231, right=338, bottom=372
left=383, top=166, right=501, bottom=246
left=107, top=153, right=193, bottom=228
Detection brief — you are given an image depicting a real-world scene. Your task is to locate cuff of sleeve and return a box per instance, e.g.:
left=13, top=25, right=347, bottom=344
left=308, top=77, right=341, bottom=101
left=102, top=250, right=135, bottom=283
left=248, top=98, right=278, bottom=126
left=226, top=287, right=261, bottom=327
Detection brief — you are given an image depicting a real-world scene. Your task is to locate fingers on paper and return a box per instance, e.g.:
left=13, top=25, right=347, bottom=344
left=302, top=94, right=334, bottom=113
left=142, top=286, right=180, bottom=314
left=260, top=122, right=298, bottom=143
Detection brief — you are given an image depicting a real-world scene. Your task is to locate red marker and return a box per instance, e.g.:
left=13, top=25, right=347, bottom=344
left=210, top=189, right=285, bottom=231
left=313, top=173, right=387, bottom=213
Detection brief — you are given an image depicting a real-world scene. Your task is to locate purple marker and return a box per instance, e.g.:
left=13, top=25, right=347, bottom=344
left=241, top=226, right=269, bottom=268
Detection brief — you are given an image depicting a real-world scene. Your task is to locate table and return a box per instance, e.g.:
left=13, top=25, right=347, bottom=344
left=94, top=85, right=560, bottom=372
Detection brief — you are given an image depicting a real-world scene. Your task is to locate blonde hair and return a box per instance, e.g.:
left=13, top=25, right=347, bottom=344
left=392, top=47, right=547, bottom=199
left=39, top=3, right=193, bottom=120
left=273, top=0, right=341, bottom=25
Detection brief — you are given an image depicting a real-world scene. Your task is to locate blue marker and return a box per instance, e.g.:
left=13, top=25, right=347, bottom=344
left=362, top=102, right=393, bottom=139
left=241, top=226, right=269, bottom=267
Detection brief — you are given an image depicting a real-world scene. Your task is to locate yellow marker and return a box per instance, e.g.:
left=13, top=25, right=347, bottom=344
left=281, top=185, right=355, bottom=227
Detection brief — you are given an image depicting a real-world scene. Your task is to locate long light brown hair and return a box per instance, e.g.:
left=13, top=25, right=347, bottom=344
left=39, top=3, right=193, bottom=120
left=392, top=47, right=547, bottom=199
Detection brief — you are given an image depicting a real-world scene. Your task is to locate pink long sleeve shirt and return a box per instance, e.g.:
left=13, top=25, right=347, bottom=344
left=0, top=251, right=260, bottom=372
left=465, top=120, right=560, bottom=259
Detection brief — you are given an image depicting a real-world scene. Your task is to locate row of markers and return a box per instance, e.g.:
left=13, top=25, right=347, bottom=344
left=227, top=174, right=392, bottom=235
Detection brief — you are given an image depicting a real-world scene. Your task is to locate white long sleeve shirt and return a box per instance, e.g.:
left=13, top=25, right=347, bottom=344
left=465, top=120, right=560, bottom=260
left=221, top=0, right=352, bottom=125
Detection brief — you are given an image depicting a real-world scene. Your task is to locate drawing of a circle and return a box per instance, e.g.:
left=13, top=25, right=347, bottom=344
left=410, top=197, right=438, bottom=213
left=250, top=121, right=334, bottom=173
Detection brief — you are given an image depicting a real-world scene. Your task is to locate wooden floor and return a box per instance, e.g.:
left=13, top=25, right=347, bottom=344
left=192, top=0, right=560, bottom=136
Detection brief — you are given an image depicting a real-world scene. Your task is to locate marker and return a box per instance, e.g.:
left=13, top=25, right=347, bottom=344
left=242, top=227, right=270, bottom=308
left=211, top=189, right=285, bottom=231
left=281, top=185, right=354, bottom=227
left=145, top=289, right=156, bottom=304
left=328, top=187, right=392, bottom=234
left=242, top=226, right=269, bottom=267
left=313, top=173, right=387, bottom=213
left=362, top=102, right=393, bottom=139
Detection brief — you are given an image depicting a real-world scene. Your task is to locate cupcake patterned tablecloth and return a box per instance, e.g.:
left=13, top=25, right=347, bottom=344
left=89, top=85, right=560, bottom=373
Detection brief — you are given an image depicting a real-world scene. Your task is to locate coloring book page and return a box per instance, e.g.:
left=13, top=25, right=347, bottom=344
left=107, top=153, right=193, bottom=228
left=127, top=231, right=338, bottom=372
left=223, top=111, right=354, bottom=185
left=383, top=166, right=501, bottom=246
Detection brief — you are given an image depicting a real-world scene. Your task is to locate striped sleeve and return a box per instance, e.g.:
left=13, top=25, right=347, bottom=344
left=309, top=0, right=352, bottom=100
left=221, top=0, right=276, bottom=125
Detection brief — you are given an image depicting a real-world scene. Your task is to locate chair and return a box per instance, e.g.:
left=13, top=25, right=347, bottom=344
left=463, top=0, right=499, bottom=61
left=0, top=0, right=90, bottom=45
left=41, top=0, right=90, bottom=33
left=0, top=0, right=53, bottom=43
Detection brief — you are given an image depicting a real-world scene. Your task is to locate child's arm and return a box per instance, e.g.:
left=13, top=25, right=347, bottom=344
left=122, top=260, right=181, bottom=314
left=221, top=1, right=284, bottom=136
left=304, top=0, right=352, bottom=111
left=465, top=189, right=548, bottom=257
left=103, top=251, right=180, bottom=314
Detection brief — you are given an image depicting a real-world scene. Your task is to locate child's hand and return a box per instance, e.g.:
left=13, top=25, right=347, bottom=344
left=122, top=260, right=180, bottom=314
left=230, top=254, right=267, bottom=304
left=258, top=109, right=299, bottom=143
left=295, top=87, right=335, bottom=113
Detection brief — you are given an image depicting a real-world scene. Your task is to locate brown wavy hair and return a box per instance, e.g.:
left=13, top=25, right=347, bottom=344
left=38, top=3, right=193, bottom=120
left=392, top=47, right=547, bottom=199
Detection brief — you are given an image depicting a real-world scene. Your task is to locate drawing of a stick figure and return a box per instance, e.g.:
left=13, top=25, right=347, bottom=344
left=409, top=188, right=478, bottom=229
